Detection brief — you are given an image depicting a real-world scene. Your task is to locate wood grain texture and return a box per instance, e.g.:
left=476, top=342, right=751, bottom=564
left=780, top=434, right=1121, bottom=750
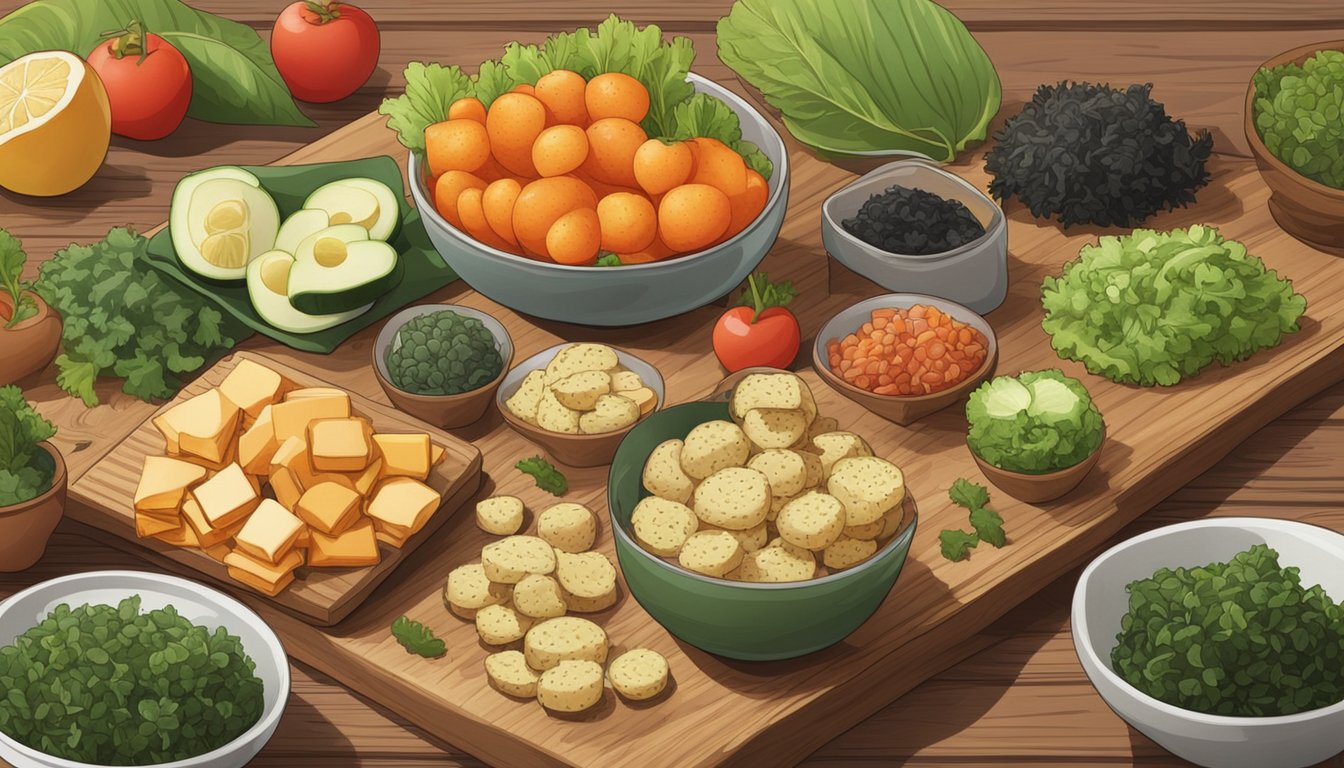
left=68, top=351, right=483, bottom=624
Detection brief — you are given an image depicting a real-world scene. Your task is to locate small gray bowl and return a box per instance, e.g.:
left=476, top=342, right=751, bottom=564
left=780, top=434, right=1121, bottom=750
left=408, top=72, right=789, bottom=327
left=496, top=343, right=665, bottom=467
left=821, top=159, right=1008, bottom=314
left=373, top=304, right=513, bottom=428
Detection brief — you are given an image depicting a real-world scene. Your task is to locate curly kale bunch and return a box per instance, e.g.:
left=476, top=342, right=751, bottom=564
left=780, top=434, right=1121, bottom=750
left=1253, top=50, right=1344, bottom=189
left=985, top=82, right=1213, bottom=227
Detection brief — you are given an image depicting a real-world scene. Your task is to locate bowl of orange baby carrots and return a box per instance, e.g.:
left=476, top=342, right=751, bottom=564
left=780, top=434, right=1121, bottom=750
left=813, top=294, right=998, bottom=426
left=408, top=71, right=789, bottom=327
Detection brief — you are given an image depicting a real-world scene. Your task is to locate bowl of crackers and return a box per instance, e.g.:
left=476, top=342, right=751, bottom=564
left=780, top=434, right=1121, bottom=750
left=606, top=369, right=918, bottom=661
left=498, top=342, right=663, bottom=468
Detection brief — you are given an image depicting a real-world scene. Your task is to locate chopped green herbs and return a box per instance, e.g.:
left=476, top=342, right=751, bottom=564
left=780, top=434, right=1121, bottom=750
left=986, top=82, right=1212, bottom=227
left=0, top=228, right=36, bottom=329
left=1112, top=544, right=1344, bottom=717
left=1041, top=226, right=1306, bottom=387
left=0, top=596, right=264, bottom=764
left=516, top=456, right=567, bottom=496
left=1253, top=50, right=1344, bottom=189
left=938, top=479, right=1005, bottom=562
left=387, top=310, right=503, bottom=396
left=391, top=616, right=446, bottom=658
left=35, top=227, right=249, bottom=406
left=0, top=385, right=57, bottom=506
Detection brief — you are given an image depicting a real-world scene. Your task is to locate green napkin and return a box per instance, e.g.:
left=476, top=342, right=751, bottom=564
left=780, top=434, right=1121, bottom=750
left=144, top=155, right=458, bottom=354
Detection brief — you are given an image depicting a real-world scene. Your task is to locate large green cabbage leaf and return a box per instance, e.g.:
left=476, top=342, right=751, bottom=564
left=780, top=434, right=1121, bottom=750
left=716, top=0, right=1001, bottom=162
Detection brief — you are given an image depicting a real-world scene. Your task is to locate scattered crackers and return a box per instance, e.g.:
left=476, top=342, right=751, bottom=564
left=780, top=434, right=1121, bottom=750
left=503, top=343, right=658, bottom=435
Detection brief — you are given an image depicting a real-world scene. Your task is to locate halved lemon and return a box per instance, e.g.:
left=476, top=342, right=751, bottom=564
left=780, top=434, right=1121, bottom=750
left=0, top=50, right=111, bottom=197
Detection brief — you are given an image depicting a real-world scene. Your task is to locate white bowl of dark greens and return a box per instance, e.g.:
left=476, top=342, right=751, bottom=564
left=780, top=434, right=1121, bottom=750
left=0, top=571, right=289, bottom=768
left=1073, top=518, right=1344, bottom=768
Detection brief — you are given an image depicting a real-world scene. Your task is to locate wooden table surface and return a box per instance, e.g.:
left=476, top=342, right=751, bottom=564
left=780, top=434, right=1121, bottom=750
left=2, top=1, right=1343, bottom=766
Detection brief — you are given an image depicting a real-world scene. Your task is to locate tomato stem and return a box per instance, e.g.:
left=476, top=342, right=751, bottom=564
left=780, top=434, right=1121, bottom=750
left=303, top=0, right=343, bottom=23
left=99, top=19, right=150, bottom=64
left=736, top=272, right=797, bottom=324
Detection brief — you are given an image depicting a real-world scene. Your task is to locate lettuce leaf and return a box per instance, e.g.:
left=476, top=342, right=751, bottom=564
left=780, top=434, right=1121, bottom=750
left=716, top=0, right=1000, bottom=162
left=966, top=370, right=1104, bottom=474
left=666, top=93, right=773, bottom=178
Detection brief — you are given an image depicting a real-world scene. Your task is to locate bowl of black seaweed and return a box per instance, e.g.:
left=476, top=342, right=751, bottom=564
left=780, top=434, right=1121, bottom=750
left=821, top=159, right=1007, bottom=314
left=0, top=570, right=288, bottom=768
left=1073, top=518, right=1344, bottom=768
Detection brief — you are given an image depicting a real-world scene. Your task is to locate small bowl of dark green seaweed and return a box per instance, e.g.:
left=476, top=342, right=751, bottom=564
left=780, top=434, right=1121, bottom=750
left=0, top=570, right=288, bottom=768
left=1073, top=518, right=1344, bottom=768
left=373, top=303, right=513, bottom=429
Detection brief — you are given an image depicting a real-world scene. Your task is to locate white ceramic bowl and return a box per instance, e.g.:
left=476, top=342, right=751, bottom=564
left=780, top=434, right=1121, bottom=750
left=1073, top=518, right=1344, bottom=768
left=821, top=158, right=1008, bottom=314
left=0, top=571, right=289, bottom=768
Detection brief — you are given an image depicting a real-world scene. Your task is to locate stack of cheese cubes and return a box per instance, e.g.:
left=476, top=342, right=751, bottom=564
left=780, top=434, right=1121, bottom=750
left=132, top=358, right=449, bottom=596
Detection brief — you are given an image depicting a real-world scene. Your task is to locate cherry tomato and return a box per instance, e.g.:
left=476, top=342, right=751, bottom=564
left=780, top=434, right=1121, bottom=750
left=713, top=306, right=801, bottom=372
left=85, top=21, right=192, bottom=141
left=271, top=1, right=380, bottom=103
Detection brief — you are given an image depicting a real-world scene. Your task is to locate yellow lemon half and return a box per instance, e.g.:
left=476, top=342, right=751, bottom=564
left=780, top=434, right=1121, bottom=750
left=0, top=50, right=111, bottom=197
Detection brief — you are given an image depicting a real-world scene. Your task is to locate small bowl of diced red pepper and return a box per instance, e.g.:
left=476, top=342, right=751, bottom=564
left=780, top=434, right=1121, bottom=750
left=812, top=293, right=997, bottom=425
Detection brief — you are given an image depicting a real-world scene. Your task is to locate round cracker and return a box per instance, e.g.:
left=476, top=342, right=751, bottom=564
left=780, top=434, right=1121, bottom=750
left=775, top=491, right=846, bottom=550
left=631, top=496, right=699, bottom=557
left=608, top=648, right=669, bottom=701
left=538, top=502, right=597, bottom=553
left=524, top=616, right=609, bottom=671
left=512, top=573, right=568, bottom=619
left=537, top=660, right=605, bottom=713
left=692, top=467, right=770, bottom=530
left=475, top=495, right=525, bottom=536
left=485, top=650, right=540, bottom=698
left=677, top=530, right=744, bottom=577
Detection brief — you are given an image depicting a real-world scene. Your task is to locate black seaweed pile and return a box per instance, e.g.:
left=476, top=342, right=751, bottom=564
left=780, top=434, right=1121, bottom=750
left=985, top=82, right=1214, bottom=228
left=841, top=185, right=986, bottom=255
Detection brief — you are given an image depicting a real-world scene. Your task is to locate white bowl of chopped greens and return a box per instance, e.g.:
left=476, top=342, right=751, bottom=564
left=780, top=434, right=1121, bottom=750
left=0, top=571, right=289, bottom=768
left=1073, top=518, right=1344, bottom=768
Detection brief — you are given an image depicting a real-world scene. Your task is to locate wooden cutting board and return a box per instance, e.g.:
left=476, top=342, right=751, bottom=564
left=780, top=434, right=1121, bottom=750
left=60, top=89, right=1344, bottom=766
left=68, top=350, right=483, bottom=625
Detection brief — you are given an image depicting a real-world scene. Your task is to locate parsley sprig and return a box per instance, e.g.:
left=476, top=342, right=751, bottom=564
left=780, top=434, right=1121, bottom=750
left=391, top=615, right=446, bottom=658
left=938, top=479, right=1007, bottom=561
left=516, top=456, right=567, bottom=496
left=0, top=229, right=37, bottom=329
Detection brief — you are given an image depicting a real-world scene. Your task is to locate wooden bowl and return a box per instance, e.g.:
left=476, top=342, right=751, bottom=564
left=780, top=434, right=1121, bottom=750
left=1245, top=40, right=1344, bottom=256
left=970, top=429, right=1105, bottom=504
left=496, top=344, right=665, bottom=468
left=812, top=293, right=998, bottom=425
left=373, top=304, right=513, bottom=429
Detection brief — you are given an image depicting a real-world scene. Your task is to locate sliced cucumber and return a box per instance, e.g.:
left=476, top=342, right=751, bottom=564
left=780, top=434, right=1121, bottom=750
left=288, top=225, right=398, bottom=314
left=304, top=177, right=400, bottom=241
left=170, top=166, right=279, bottom=282
left=246, top=250, right=371, bottom=333
left=275, top=208, right=330, bottom=255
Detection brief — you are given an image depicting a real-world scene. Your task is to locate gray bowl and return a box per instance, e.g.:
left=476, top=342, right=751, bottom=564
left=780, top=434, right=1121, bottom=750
left=0, top=571, right=288, bottom=768
left=1073, top=518, right=1344, bottom=768
left=408, top=72, right=789, bottom=327
left=821, top=159, right=1008, bottom=314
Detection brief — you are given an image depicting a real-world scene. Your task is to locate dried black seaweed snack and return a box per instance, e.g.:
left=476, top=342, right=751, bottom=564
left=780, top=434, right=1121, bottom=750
left=841, top=185, right=987, bottom=255
left=985, top=82, right=1213, bottom=228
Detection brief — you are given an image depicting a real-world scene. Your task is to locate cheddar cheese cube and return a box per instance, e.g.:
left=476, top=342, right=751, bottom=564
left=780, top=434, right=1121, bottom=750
left=286, top=387, right=347, bottom=401
left=218, top=358, right=287, bottom=418
left=224, top=548, right=303, bottom=596
left=295, top=481, right=362, bottom=535
left=352, top=457, right=383, bottom=497
left=190, top=462, right=261, bottom=529
left=135, top=510, right=183, bottom=539
left=234, top=498, right=304, bottom=564
left=431, top=443, right=446, bottom=466
left=372, top=433, right=431, bottom=480
left=133, top=456, right=207, bottom=514
left=153, top=388, right=240, bottom=464
left=366, top=478, right=440, bottom=536
left=181, top=497, right=240, bottom=549
left=271, top=392, right=350, bottom=442
left=226, top=566, right=294, bottom=597
left=308, top=418, right=373, bottom=473
left=308, top=518, right=380, bottom=567
left=152, top=521, right=201, bottom=549
left=238, top=404, right=279, bottom=476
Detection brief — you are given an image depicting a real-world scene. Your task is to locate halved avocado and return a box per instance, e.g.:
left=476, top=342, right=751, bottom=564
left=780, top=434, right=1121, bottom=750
left=288, top=225, right=398, bottom=314
left=170, top=167, right=280, bottom=282
left=275, top=208, right=330, bottom=254
left=247, top=250, right=371, bottom=333
left=304, top=177, right=400, bottom=242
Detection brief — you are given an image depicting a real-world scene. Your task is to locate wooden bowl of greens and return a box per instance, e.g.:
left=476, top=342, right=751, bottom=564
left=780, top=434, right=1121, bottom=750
left=1073, top=518, right=1344, bottom=768
left=1247, top=41, right=1344, bottom=256
left=373, top=304, right=513, bottom=429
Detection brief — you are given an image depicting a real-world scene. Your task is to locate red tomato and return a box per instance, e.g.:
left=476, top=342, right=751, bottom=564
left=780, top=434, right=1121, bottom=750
left=271, top=1, right=380, bottom=103
left=85, top=22, right=192, bottom=140
left=713, top=306, right=801, bottom=372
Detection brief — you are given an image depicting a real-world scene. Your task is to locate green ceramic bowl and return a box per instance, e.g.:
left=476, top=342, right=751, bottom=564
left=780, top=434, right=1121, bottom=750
left=607, top=401, right=919, bottom=661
